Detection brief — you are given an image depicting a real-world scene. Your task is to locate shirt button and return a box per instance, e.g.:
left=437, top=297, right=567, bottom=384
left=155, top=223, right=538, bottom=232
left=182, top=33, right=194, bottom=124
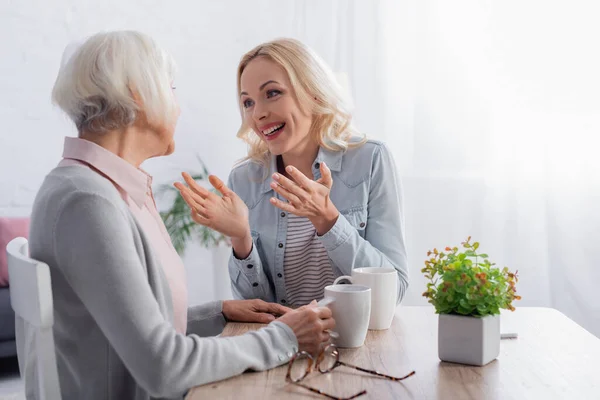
left=252, top=282, right=259, bottom=287
left=281, top=299, right=287, bottom=304
left=247, top=264, right=254, bottom=269
left=277, top=273, right=283, bottom=278
left=315, top=162, right=320, bottom=169
left=278, top=243, right=284, bottom=248
left=287, top=351, right=293, bottom=358
left=278, top=354, right=284, bottom=361
left=280, top=212, right=286, bottom=217
left=359, top=222, right=366, bottom=228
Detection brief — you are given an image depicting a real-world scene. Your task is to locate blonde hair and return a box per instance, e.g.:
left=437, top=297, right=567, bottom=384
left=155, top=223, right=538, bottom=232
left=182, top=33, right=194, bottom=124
left=236, top=38, right=366, bottom=166
left=52, top=31, right=177, bottom=134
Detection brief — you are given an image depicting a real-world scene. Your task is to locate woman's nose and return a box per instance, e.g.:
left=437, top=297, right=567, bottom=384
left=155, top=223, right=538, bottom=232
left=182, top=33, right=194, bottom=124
left=253, top=102, right=269, bottom=122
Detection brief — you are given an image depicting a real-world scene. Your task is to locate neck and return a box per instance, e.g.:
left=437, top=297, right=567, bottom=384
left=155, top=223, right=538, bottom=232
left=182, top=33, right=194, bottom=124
left=280, top=138, right=320, bottom=179
left=80, top=126, right=158, bottom=168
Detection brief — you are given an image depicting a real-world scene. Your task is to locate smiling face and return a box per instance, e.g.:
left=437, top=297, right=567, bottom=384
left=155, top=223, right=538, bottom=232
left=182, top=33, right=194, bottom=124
left=239, top=56, right=314, bottom=156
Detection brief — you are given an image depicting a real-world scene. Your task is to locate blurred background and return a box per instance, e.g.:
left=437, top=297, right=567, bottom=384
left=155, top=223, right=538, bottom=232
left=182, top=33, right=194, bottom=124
left=1, top=0, right=598, bottom=342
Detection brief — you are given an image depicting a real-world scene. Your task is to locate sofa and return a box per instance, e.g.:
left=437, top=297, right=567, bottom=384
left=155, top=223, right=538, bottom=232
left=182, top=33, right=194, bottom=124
left=0, top=286, right=16, bottom=357
left=0, top=217, right=29, bottom=358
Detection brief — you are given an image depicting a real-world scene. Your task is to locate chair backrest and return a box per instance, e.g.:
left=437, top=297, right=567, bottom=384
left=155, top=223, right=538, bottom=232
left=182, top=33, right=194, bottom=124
left=7, top=237, right=61, bottom=400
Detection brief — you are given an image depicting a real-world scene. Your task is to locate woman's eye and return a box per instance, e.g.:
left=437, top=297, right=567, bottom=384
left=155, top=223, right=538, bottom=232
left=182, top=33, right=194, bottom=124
left=243, top=99, right=254, bottom=108
left=266, top=89, right=281, bottom=98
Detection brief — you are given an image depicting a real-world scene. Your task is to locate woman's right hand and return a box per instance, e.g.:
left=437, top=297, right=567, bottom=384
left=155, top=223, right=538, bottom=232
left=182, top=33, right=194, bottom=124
left=277, top=301, right=335, bottom=356
left=174, top=172, right=250, bottom=240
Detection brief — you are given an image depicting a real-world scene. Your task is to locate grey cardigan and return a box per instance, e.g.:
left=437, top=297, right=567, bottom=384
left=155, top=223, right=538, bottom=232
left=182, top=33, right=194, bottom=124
left=23, top=165, right=298, bottom=400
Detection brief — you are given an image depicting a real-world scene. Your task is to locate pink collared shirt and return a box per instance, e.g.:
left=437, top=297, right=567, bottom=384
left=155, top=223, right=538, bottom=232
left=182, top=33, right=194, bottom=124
left=58, top=137, right=188, bottom=334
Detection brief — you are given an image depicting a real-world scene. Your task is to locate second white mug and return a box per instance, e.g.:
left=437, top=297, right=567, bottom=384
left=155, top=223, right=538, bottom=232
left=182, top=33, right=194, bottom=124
left=333, top=267, right=398, bottom=330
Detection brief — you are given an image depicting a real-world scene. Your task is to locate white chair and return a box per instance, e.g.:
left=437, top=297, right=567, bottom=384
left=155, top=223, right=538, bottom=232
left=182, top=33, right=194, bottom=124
left=7, top=237, right=61, bottom=400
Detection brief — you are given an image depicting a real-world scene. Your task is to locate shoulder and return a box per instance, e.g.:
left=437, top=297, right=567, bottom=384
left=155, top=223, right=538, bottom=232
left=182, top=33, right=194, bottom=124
left=335, top=138, right=391, bottom=185
left=30, top=166, right=137, bottom=266
left=47, top=165, right=124, bottom=199
left=36, top=166, right=130, bottom=221
left=344, top=138, right=388, bottom=158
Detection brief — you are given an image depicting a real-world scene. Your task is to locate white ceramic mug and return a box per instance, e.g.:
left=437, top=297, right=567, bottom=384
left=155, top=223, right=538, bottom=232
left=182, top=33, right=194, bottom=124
left=333, top=267, right=398, bottom=330
left=322, top=284, right=371, bottom=348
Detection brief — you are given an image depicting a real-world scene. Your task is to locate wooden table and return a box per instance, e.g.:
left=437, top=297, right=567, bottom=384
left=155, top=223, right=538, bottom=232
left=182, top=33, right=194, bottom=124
left=186, top=307, right=600, bottom=400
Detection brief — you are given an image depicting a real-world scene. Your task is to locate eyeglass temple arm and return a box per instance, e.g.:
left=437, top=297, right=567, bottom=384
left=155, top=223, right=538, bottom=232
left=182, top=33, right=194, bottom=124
left=336, top=361, right=416, bottom=381
left=292, top=381, right=367, bottom=400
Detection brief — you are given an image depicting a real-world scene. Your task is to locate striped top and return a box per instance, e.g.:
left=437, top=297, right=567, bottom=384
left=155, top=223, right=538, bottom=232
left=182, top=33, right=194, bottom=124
left=283, top=213, right=336, bottom=307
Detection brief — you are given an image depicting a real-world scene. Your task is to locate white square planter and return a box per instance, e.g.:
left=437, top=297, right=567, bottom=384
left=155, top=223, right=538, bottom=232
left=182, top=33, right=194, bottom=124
left=438, top=313, right=500, bottom=366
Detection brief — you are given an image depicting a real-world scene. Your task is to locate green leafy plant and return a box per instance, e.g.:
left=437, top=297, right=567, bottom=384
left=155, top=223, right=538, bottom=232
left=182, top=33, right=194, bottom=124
left=158, top=157, right=228, bottom=255
left=421, top=236, right=521, bottom=317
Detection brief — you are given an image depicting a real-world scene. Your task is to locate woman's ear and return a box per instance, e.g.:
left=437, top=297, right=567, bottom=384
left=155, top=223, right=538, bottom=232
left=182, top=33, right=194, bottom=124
left=128, top=86, right=143, bottom=108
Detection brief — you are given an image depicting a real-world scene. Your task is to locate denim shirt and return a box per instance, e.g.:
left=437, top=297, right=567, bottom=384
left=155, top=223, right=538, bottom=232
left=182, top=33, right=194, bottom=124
left=227, top=139, right=409, bottom=306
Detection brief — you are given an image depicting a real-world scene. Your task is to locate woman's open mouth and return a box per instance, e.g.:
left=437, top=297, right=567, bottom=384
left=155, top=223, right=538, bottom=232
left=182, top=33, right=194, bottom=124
left=262, top=123, right=285, bottom=141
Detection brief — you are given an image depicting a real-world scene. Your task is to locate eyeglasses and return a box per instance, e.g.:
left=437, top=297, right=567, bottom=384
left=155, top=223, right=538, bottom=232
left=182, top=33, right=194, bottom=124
left=285, top=344, right=415, bottom=400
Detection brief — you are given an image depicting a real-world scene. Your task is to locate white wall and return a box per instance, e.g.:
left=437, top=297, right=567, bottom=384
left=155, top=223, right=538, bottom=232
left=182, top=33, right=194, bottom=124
left=0, top=0, right=387, bottom=306
left=2, top=1, right=599, bottom=338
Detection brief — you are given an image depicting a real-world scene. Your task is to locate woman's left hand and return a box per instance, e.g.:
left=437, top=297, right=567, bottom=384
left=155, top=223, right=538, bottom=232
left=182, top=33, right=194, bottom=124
left=269, top=162, right=339, bottom=235
left=222, top=299, right=292, bottom=323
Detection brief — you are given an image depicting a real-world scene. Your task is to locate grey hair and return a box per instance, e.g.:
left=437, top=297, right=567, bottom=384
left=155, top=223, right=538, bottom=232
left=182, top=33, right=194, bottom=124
left=52, top=31, right=177, bottom=134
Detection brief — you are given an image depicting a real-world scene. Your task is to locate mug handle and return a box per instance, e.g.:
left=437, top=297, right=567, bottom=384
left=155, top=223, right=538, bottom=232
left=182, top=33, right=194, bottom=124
left=333, top=275, right=353, bottom=285
left=316, top=297, right=339, bottom=339
left=317, top=297, right=335, bottom=307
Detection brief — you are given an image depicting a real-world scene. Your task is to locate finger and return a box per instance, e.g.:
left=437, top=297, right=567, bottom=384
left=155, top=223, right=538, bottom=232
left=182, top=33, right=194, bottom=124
left=252, top=312, right=276, bottom=324
left=317, top=162, right=333, bottom=189
left=296, top=300, right=318, bottom=311
left=179, top=189, right=212, bottom=222
left=269, top=197, right=297, bottom=213
left=253, top=299, right=292, bottom=315
left=316, top=306, right=333, bottom=319
left=189, top=203, right=211, bottom=225
left=320, top=331, right=331, bottom=342
left=321, top=317, right=336, bottom=331
left=176, top=184, right=204, bottom=210
left=272, top=173, right=308, bottom=199
left=176, top=183, right=212, bottom=212
left=182, top=172, right=217, bottom=200
left=173, top=182, right=192, bottom=197
left=208, top=175, right=233, bottom=196
left=177, top=187, right=212, bottom=224
left=267, top=302, right=292, bottom=315
left=285, top=165, right=315, bottom=189
left=270, top=181, right=301, bottom=205
left=174, top=183, right=194, bottom=206
left=192, top=205, right=209, bottom=220
left=191, top=210, right=211, bottom=226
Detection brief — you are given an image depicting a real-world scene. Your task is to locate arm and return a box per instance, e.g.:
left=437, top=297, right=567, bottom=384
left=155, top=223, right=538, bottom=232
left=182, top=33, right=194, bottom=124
left=54, top=192, right=296, bottom=398
left=317, top=144, right=409, bottom=303
left=227, top=240, right=274, bottom=301
left=186, top=301, right=226, bottom=336
left=226, top=173, right=274, bottom=301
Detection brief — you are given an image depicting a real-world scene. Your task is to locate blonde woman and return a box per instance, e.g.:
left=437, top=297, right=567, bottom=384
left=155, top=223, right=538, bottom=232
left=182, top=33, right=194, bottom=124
left=177, top=38, right=408, bottom=308
left=26, top=31, right=334, bottom=400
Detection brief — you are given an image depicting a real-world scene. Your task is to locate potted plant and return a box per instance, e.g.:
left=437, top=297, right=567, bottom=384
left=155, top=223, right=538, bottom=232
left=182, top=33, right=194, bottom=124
left=421, top=236, right=521, bottom=366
